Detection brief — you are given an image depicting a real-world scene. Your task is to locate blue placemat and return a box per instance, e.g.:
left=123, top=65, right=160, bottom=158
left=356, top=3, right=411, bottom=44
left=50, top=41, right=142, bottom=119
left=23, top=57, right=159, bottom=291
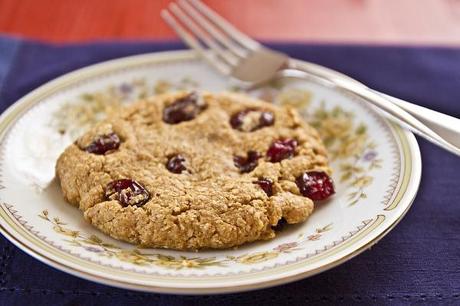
left=0, top=35, right=459, bottom=306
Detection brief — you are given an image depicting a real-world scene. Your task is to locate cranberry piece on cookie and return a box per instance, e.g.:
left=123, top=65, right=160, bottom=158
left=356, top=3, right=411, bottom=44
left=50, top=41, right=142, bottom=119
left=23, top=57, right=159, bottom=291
left=84, top=133, right=121, bottom=155
left=254, top=178, right=273, bottom=196
left=234, top=151, right=261, bottom=173
left=230, top=109, right=274, bottom=132
left=266, top=139, right=297, bottom=162
left=295, top=171, right=335, bottom=201
left=166, top=154, right=187, bottom=174
left=163, top=92, right=207, bottom=124
left=105, top=179, right=150, bottom=206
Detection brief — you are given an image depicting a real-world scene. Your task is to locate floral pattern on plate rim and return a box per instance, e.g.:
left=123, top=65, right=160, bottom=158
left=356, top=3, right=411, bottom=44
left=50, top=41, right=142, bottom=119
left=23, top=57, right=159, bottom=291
left=37, top=209, right=342, bottom=269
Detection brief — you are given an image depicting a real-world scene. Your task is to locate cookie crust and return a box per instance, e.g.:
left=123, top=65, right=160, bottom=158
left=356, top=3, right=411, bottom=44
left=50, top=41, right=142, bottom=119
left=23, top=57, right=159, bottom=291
left=56, top=91, right=331, bottom=250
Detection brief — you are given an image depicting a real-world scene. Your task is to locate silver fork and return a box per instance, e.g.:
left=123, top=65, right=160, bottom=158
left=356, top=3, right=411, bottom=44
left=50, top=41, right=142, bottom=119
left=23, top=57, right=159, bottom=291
left=162, top=0, right=460, bottom=157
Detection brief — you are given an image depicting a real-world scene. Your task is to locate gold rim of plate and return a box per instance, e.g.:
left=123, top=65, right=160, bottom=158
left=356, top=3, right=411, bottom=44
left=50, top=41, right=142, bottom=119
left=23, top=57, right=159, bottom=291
left=0, top=50, right=422, bottom=294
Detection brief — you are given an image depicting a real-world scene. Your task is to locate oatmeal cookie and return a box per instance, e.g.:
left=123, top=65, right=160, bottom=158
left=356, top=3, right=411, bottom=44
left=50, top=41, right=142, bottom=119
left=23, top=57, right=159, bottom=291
left=56, top=91, right=334, bottom=250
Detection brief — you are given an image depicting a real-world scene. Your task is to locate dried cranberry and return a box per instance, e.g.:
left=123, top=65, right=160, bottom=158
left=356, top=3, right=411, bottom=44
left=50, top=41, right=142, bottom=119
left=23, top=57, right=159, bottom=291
left=295, top=171, right=335, bottom=201
left=266, top=139, right=297, bottom=162
left=84, top=132, right=120, bottom=155
left=230, top=109, right=274, bottom=132
left=254, top=178, right=273, bottom=196
left=234, top=151, right=261, bottom=173
left=163, top=92, right=206, bottom=124
left=105, top=179, right=150, bottom=206
left=259, top=111, right=275, bottom=127
left=166, top=154, right=187, bottom=174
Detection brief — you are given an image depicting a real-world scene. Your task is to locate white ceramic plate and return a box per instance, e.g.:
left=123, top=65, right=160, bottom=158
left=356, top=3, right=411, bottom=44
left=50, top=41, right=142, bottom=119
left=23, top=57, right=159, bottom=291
left=0, top=50, right=421, bottom=294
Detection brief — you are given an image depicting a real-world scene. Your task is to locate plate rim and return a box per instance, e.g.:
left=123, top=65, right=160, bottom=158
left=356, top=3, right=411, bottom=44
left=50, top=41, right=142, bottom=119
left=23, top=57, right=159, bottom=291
left=0, top=50, right=422, bottom=294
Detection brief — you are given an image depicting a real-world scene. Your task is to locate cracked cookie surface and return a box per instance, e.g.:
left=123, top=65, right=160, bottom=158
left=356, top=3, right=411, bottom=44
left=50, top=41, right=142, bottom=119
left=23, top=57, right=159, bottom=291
left=56, top=91, right=333, bottom=250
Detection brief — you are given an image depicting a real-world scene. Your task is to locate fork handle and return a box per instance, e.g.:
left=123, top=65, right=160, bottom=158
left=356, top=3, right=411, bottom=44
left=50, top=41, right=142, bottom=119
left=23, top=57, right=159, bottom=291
left=278, top=68, right=460, bottom=157
left=288, top=61, right=460, bottom=151
left=377, top=92, right=460, bottom=149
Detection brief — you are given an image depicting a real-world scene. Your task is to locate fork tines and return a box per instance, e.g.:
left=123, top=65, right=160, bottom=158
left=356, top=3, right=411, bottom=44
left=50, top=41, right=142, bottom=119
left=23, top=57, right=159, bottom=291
left=161, top=0, right=261, bottom=75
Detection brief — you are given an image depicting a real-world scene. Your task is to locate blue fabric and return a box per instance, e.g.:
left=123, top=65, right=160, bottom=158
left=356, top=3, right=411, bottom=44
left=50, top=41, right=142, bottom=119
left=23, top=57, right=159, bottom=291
left=0, top=35, right=22, bottom=99
left=0, top=36, right=459, bottom=305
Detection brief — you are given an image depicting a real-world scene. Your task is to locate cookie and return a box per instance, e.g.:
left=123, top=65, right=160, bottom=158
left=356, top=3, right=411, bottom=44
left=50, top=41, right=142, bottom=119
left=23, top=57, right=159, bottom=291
left=56, top=91, right=334, bottom=250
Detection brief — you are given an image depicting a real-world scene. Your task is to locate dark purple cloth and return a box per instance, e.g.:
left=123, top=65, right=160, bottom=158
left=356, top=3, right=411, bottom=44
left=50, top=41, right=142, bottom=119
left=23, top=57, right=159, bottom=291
left=0, top=36, right=459, bottom=305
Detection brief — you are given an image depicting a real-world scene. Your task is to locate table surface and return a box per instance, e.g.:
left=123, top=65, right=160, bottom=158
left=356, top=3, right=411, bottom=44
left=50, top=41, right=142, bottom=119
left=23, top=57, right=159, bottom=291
left=1, top=0, right=460, bottom=45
